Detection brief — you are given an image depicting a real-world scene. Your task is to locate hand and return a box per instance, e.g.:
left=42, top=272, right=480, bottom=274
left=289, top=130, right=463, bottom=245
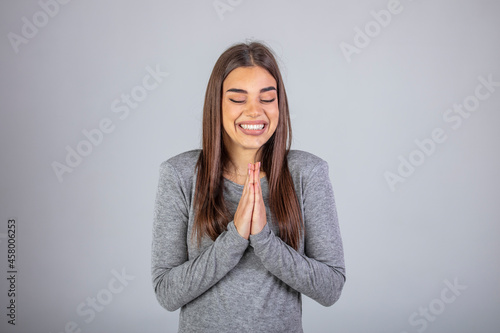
left=233, top=163, right=254, bottom=239
left=250, top=162, right=267, bottom=235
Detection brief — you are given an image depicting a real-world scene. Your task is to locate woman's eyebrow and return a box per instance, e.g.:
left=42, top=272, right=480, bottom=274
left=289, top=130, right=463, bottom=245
left=226, top=86, right=277, bottom=94
left=260, top=86, right=276, bottom=93
left=226, top=88, right=247, bottom=93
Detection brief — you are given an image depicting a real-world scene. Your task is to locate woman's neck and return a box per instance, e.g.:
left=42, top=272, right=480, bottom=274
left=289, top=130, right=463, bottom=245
left=229, top=149, right=259, bottom=172
left=223, top=146, right=265, bottom=184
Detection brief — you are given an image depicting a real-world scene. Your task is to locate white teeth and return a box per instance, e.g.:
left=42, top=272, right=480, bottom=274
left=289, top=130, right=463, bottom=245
left=240, top=124, right=265, bottom=130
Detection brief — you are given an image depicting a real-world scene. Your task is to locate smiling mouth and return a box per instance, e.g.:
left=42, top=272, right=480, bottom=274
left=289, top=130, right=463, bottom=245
left=239, top=124, right=265, bottom=130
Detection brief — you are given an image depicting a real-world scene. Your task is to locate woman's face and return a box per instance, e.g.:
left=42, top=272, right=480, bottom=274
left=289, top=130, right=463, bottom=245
left=221, top=66, right=279, bottom=155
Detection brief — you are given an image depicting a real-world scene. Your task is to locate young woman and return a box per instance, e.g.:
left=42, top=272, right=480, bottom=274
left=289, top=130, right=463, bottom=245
left=151, top=42, right=345, bottom=333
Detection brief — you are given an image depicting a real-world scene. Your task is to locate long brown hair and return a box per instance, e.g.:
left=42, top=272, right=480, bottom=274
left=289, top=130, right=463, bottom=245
left=193, top=41, right=303, bottom=250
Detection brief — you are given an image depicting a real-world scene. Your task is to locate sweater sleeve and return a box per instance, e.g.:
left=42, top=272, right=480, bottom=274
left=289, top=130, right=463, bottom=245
left=249, top=159, right=346, bottom=307
left=151, top=161, right=249, bottom=312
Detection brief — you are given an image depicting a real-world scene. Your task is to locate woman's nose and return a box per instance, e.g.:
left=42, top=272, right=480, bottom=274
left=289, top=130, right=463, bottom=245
left=243, top=100, right=262, bottom=117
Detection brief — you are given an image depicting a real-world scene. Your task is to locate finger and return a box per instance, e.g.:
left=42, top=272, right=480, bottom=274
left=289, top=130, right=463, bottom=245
left=253, top=162, right=258, bottom=184
left=255, top=162, right=266, bottom=207
left=249, top=166, right=255, bottom=196
left=234, top=164, right=255, bottom=238
left=255, top=162, right=261, bottom=190
left=251, top=162, right=257, bottom=185
left=254, top=166, right=262, bottom=201
left=243, top=164, right=255, bottom=206
left=248, top=163, right=255, bottom=185
left=257, top=161, right=261, bottom=182
left=242, top=163, right=251, bottom=194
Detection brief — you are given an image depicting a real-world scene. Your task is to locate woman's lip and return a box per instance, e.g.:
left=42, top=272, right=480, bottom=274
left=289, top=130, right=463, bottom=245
left=237, top=121, right=267, bottom=125
left=237, top=123, right=267, bottom=136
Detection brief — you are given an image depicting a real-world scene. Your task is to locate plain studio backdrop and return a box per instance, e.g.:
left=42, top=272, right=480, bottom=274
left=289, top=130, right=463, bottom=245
left=1, top=0, right=499, bottom=332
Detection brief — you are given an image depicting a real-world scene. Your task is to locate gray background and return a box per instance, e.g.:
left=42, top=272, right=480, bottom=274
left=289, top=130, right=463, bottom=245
left=1, top=0, right=499, bottom=332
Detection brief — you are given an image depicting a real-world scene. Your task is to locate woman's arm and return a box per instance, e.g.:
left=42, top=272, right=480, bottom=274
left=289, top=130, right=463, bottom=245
left=249, top=159, right=346, bottom=306
left=151, top=161, right=249, bottom=311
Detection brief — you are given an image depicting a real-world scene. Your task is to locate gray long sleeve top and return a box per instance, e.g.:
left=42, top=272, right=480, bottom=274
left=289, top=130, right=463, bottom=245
left=151, top=149, right=345, bottom=333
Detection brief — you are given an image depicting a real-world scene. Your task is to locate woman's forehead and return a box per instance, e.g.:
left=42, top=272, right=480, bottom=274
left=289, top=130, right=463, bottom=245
left=223, top=66, right=276, bottom=92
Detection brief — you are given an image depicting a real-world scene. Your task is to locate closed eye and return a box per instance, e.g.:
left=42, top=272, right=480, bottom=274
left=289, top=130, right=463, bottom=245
left=261, top=98, right=276, bottom=103
left=229, top=98, right=245, bottom=104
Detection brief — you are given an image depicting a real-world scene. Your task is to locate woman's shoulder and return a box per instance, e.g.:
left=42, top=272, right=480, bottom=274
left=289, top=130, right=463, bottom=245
left=287, top=150, right=333, bottom=190
left=159, top=149, right=201, bottom=180
left=164, top=149, right=201, bottom=166
left=287, top=150, right=328, bottom=174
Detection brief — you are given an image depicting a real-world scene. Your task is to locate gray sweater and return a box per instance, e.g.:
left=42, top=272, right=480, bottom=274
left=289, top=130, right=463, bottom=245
left=151, top=149, right=345, bottom=333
